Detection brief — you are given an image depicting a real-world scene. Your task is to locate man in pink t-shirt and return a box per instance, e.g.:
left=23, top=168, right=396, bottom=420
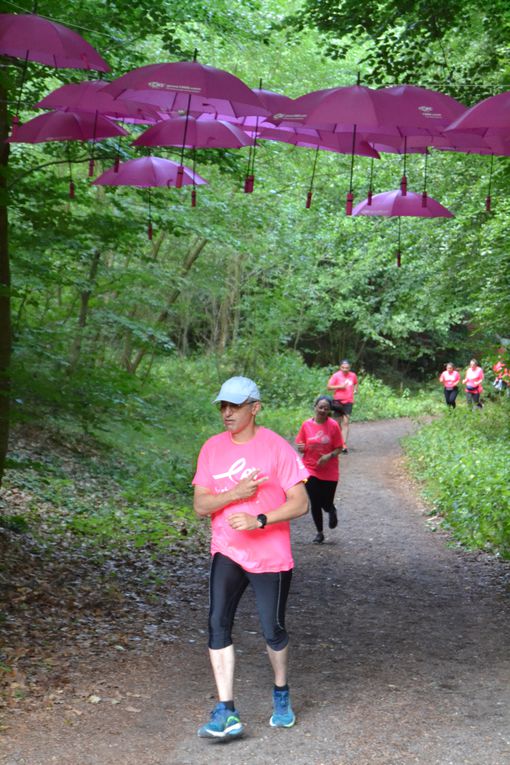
left=327, top=359, right=358, bottom=452
left=193, top=376, right=308, bottom=740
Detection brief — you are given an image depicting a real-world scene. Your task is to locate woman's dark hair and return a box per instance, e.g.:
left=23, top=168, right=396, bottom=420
left=314, top=395, right=333, bottom=408
left=340, top=359, right=350, bottom=365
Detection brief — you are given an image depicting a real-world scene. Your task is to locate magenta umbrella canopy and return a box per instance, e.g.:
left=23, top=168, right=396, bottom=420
left=301, top=84, right=465, bottom=136
left=0, top=13, right=110, bottom=71
left=256, top=125, right=380, bottom=157
left=133, top=116, right=251, bottom=149
left=445, top=91, right=510, bottom=133
left=92, top=157, right=208, bottom=188
left=7, top=110, right=128, bottom=143
left=103, top=61, right=268, bottom=117
left=36, top=81, right=160, bottom=123
left=378, top=85, right=465, bottom=133
left=253, top=89, right=295, bottom=121
left=352, top=189, right=454, bottom=218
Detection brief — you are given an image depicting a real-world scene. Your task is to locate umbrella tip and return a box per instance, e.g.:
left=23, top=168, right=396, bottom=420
left=193, top=48, right=199, bottom=61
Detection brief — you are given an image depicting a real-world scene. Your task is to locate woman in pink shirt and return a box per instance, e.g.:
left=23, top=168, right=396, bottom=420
left=462, top=358, right=484, bottom=409
left=295, top=396, right=344, bottom=544
left=439, top=362, right=461, bottom=408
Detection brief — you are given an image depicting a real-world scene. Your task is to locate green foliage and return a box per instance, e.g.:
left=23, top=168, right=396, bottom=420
left=404, top=401, right=510, bottom=557
left=296, top=0, right=510, bottom=101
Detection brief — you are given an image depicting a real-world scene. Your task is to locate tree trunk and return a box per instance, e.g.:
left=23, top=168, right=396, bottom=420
left=0, top=68, right=11, bottom=486
left=67, top=249, right=101, bottom=373
left=126, top=236, right=208, bottom=375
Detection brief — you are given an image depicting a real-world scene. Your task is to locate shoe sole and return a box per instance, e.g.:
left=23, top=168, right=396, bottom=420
left=198, top=723, right=244, bottom=739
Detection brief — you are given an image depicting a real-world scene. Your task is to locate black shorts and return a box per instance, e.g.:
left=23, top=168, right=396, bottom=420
left=331, top=401, right=353, bottom=416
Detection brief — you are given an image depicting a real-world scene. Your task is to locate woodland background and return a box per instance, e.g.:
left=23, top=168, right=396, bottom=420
left=0, top=0, right=509, bottom=582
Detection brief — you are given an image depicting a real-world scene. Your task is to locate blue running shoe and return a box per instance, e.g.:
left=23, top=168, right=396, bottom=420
left=269, top=688, right=296, bottom=728
left=197, top=702, right=244, bottom=739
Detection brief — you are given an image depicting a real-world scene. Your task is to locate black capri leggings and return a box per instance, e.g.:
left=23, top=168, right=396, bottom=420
left=208, top=552, right=292, bottom=651
left=444, top=386, right=458, bottom=407
left=305, top=475, right=337, bottom=533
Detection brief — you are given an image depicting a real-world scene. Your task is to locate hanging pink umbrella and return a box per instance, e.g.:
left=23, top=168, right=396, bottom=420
left=8, top=110, right=129, bottom=182
left=93, top=157, right=208, bottom=238
left=133, top=116, right=251, bottom=149
left=444, top=92, right=510, bottom=211
left=35, top=81, right=160, bottom=123
left=353, top=189, right=454, bottom=267
left=7, top=110, right=128, bottom=143
left=103, top=61, right=268, bottom=117
left=444, top=91, right=510, bottom=134
left=93, top=156, right=207, bottom=188
left=352, top=189, right=454, bottom=218
left=133, top=116, right=250, bottom=192
left=0, top=13, right=110, bottom=71
left=297, top=84, right=465, bottom=212
left=105, top=60, right=267, bottom=192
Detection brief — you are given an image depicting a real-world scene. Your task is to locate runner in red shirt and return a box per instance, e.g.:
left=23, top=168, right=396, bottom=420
left=327, top=359, right=358, bottom=453
left=439, top=362, right=461, bottom=408
left=296, top=396, right=344, bottom=544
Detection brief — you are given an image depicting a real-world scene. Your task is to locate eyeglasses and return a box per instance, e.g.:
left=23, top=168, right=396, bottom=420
left=219, top=400, right=256, bottom=411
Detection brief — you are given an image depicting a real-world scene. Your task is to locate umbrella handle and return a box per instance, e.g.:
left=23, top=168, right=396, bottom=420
left=345, top=191, right=354, bottom=216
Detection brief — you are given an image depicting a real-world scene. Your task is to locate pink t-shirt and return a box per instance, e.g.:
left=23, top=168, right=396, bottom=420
left=192, top=426, right=308, bottom=573
left=439, top=370, right=460, bottom=388
left=328, top=370, right=358, bottom=403
left=464, top=366, right=484, bottom=393
left=295, top=418, right=344, bottom=481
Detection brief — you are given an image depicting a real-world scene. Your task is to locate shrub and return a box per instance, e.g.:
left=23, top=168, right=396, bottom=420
left=404, top=401, right=510, bottom=558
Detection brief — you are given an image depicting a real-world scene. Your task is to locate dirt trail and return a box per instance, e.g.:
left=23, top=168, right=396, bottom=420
left=2, top=419, right=509, bottom=765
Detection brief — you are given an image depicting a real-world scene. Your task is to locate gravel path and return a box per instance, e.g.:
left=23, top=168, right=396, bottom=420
left=2, top=419, right=509, bottom=765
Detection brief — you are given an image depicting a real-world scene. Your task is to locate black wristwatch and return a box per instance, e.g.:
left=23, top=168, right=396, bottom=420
left=257, top=514, right=267, bottom=529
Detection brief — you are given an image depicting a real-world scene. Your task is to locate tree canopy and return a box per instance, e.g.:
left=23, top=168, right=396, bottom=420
left=1, top=0, right=509, bottom=480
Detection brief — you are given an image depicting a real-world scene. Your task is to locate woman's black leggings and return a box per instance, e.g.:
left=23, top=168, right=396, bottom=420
left=444, top=387, right=458, bottom=408
left=208, top=552, right=292, bottom=651
left=305, top=476, right=338, bottom=533
left=466, top=391, right=482, bottom=408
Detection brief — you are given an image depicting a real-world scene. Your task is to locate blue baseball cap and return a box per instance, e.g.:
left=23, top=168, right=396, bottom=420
left=213, top=376, right=261, bottom=405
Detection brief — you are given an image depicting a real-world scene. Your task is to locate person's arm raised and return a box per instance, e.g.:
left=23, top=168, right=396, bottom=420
left=194, top=470, right=268, bottom=518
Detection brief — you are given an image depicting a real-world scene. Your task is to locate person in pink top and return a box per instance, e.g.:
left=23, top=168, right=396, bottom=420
left=327, top=359, right=358, bottom=453
left=439, top=362, right=461, bottom=409
left=193, top=376, right=308, bottom=740
left=462, top=358, right=484, bottom=409
left=493, top=348, right=510, bottom=393
left=296, top=396, right=344, bottom=544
